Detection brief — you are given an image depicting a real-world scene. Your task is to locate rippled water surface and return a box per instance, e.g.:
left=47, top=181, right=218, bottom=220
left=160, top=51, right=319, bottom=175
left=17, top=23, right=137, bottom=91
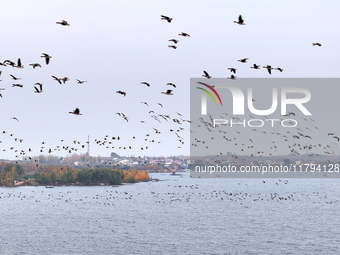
left=1, top=173, right=339, bottom=255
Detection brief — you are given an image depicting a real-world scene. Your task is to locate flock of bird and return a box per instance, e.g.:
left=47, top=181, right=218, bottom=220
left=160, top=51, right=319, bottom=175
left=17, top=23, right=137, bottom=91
left=0, top=13, right=330, bottom=165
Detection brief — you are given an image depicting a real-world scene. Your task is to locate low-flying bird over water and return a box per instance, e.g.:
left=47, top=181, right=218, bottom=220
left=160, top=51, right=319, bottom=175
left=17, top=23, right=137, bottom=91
left=41, top=53, right=52, bottom=65
left=161, top=15, right=172, bottom=23
left=69, top=108, right=82, bottom=115
left=56, top=20, right=70, bottom=26
left=234, top=15, right=245, bottom=25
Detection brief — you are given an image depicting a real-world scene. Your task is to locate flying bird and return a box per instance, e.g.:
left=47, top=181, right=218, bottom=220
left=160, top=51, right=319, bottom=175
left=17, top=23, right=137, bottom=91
left=202, top=70, right=211, bottom=79
left=10, top=117, right=19, bottom=122
left=161, top=90, right=173, bottom=95
left=250, top=64, right=260, bottom=69
left=69, top=108, right=82, bottom=115
left=56, top=20, right=70, bottom=26
left=141, top=82, right=150, bottom=87
left=76, top=79, right=87, bottom=84
left=228, top=68, right=237, bottom=74
left=41, top=53, right=52, bottom=65
left=116, top=90, right=126, bottom=96
left=16, top=58, right=23, bottom=68
left=161, top=15, right=173, bottom=23
left=168, top=45, right=177, bottom=49
left=275, top=67, right=284, bottom=72
left=10, top=74, right=21, bottom=80
left=234, top=15, right=245, bottom=25
left=34, top=83, right=43, bottom=93
left=238, top=58, right=248, bottom=63
left=178, top=32, right=190, bottom=37
left=29, top=63, right=41, bottom=69
left=312, top=43, right=321, bottom=46
left=168, top=39, right=178, bottom=44
left=167, top=83, right=176, bottom=88
left=263, top=65, right=273, bottom=74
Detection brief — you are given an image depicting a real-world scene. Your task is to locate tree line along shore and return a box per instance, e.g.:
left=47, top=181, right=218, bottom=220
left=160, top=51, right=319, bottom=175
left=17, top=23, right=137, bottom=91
left=0, top=162, right=151, bottom=187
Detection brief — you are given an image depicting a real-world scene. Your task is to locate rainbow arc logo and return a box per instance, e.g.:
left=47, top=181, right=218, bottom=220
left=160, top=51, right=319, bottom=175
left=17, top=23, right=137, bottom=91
left=196, top=82, right=222, bottom=106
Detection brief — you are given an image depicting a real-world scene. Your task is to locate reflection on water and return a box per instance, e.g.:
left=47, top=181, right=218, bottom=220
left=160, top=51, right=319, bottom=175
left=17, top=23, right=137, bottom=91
left=1, top=173, right=339, bottom=255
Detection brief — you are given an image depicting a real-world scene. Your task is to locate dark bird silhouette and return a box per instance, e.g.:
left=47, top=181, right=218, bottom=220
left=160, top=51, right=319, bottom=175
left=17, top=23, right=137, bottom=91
left=202, top=70, right=211, bottom=79
left=116, top=90, right=126, bottom=96
left=238, top=58, right=248, bottom=63
left=234, top=15, right=245, bottom=25
left=16, top=58, right=23, bottom=68
left=41, top=53, right=52, bottom=65
left=161, top=89, right=173, bottom=95
left=275, top=67, right=283, bottom=72
left=312, top=43, right=321, bottom=46
left=52, top=76, right=62, bottom=84
left=228, top=68, right=237, bottom=74
left=161, top=15, right=172, bottom=23
left=178, top=32, right=190, bottom=37
left=12, top=84, right=23, bottom=88
left=10, top=74, right=21, bottom=80
left=10, top=117, right=19, bottom=122
left=56, top=20, right=70, bottom=26
left=168, top=45, right=177, bottom=49
left=29, top=63, right=41, bottom=69
left=169, top=39, right=178, bottom=44
left=263, top=65, right=273, bottom=74
left=76, top=79, right=87, bottom=84
left=250, top=64, right=260, bottom=69
left=167, top=83, right=176, bottom=88
left=34, top=83, right=43, bottom=93
left=69, top=108, right=82, bottom=115
left=141, top=82, right=150, bottom=87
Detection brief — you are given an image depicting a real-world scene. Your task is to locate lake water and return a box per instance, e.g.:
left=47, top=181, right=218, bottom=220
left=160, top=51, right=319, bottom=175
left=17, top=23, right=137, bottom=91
left=0, top=173, right=339, bottom=255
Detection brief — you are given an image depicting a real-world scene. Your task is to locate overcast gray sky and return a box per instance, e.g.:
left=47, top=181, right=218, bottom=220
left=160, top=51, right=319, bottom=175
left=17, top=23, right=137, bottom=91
left=0, top=0, right=339, bottom=160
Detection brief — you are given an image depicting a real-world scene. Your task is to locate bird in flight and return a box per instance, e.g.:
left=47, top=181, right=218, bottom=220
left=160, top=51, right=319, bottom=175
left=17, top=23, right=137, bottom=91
left=10, top=117, right=19, bottom=122
left=202, top=70, right=211, bottom=78
left=275, top=67, right=284, bottom=72
left=234, top=15, right=245, bottom=25
left=312, top=43, right=321, bottom=46
left=168, top=45, right=177, bottom=49
left=56, top=20, right=70, bottom=26
left=167, top=82, right=176, bottom=88
left=161, top=89, right=173, bottom=95
left=228, top=68, right=237, bottom=74
left=141, top=82, right=150, bottom=87
left=250, top=64, right=260, bottom=69
left=29, top=63, right=41, bottom=69
left=178, top=32, right=190, bottom=37
left=34, top=83, right=43, bottom=93
left=10, top=74, right=21, bottom=80
left=52, top=76, right=62, bottom=84
left=161, top=15, right=173, bottom=23
left=238, top=58, right=248, bottom=63
left=69, top=108, right=82, bottom=115
left=41, top=53, right=52, bottom=65
left=263, top=65, right=273, bottom=74
left=16, top=58, right=23, bottom=68
left=76, top=79, right=87, bottom=84
left=116, top=90, right=126, bottom=96
left=169, top=39, right=178, bottom=44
